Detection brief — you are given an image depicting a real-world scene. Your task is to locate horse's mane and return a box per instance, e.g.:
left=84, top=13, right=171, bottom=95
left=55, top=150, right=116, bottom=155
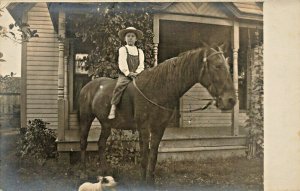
left=137, top=47, right=205, bottom=101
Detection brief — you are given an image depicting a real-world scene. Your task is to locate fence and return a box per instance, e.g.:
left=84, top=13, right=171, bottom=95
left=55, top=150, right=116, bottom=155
left=0, top=92, right=21, bottom=128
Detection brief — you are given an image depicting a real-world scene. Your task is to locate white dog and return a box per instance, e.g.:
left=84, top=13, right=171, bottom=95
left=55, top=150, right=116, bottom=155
left=78, top=176, right=117, bottom=191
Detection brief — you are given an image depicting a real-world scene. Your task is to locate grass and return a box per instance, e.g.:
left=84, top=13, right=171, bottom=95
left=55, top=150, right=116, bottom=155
left=0, top=133, right=263, bottom=191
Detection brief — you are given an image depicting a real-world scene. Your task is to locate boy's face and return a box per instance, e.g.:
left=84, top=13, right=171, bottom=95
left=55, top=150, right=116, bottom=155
left=125, top=32, right=137, bottom=46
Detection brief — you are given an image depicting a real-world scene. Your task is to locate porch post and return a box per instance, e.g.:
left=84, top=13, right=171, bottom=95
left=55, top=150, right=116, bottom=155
left=153, top=15, right=159, bottom=67
left=57, top=8, right=66, bottom=141
left=231, top=21, right=240, bottom=136
left=64, top=54, right=69, bottom=130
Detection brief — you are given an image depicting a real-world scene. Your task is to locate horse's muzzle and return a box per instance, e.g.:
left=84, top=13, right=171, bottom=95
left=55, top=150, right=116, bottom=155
left=216, top=96, right=236, bottom=110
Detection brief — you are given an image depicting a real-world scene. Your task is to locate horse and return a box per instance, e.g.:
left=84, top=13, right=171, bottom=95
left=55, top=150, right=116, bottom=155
left=78, top=45, right=236, bottom=184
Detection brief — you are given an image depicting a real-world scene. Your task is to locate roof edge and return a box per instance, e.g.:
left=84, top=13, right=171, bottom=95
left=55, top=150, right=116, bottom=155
left=6, top=3, right=36, bottom=23
left=222, top=3, right=263, bottom=22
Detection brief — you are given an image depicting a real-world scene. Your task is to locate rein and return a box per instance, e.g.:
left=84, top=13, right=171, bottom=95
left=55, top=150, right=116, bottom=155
left=133, top=79, right=214, bottom=113
left=132, top=48, right=225, bottom=113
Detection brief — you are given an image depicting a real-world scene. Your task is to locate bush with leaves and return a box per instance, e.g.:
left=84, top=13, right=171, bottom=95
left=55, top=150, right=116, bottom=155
left=106, top=129, right=139, bottom=166
left=71, top=2, right=155, bottom=78
left=17, top=119, right=57, bottom=162
left=245, top=45, right=264, bottom=159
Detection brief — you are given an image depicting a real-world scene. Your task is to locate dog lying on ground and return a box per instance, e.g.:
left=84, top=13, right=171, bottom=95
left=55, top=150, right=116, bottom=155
left=78, top=176, right=117, bottom=191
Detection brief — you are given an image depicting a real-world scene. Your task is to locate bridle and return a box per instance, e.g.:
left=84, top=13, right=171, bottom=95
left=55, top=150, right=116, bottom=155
left=200, top=48, right=229, bottom=102
left=133, top=48, right=229, bottom=113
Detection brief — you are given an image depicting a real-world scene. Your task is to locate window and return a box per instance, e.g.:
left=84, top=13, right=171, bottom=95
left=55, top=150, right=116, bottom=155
left=73, top=53, right=91, bottom=111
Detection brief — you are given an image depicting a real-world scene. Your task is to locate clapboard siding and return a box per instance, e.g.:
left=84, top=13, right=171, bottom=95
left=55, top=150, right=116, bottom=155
left=28, top=15, right=53, bottom=21
left=27, top=66, right=58, bottom=71
left=28, top=20, right=55, bottom=26
left=27, top=113, right=57, bottom=118
left=27, top=84, right=57, bottom=89
left=27, top=37, right=59, bottom=43
left=28, top=12, right=52, bottom=18
left=27, top=42, right=59, bottom=47
left=26, top=2, right=59, bottom=129
left=27, top=56, right=59, bottom=61
left=27, top=99, right=57, bottom=104
left=27, top=104, right=58, bottom=109
left=27, top=60, right=58, bottom=66
left=27, top=46, right=58, bottom=52
left=27, top=79, right=57, bottom=85
left=27, top=70, right=58, bottom=76
left=27, top=94, right=57, bottom=100
left=27, top=90, right=58, bottom=95
left=27, top=51, right=59, bottom=57
left=27, top=75, right=58, bottom=80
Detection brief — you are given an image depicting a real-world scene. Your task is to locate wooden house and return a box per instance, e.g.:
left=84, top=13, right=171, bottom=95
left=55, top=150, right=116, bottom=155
left=7, top=2, right=263, bottom=161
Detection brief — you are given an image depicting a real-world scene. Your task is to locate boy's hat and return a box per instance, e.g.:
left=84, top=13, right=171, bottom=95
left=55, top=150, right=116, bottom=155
left=118, top=27, right=143, bottom=40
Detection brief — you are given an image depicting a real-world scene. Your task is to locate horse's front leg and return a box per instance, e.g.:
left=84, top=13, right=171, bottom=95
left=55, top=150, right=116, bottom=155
left=146, top=128, right=165, bottom=185
left=138, top=126, right=150, bottom=182
left=97, top=125, right=111, bottom=170
left=80, top=114, right=94, bottom=169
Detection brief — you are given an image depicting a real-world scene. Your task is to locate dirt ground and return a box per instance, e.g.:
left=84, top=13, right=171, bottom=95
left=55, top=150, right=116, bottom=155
left=0, top=131, right=263, bottom=191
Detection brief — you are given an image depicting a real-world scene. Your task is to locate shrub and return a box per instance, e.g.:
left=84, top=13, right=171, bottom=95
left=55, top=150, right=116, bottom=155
left=245, top=45, right=264, bottom=159
left=106, top=129, right=139, bottom=166
left=17, top=119, right=57, bottom=161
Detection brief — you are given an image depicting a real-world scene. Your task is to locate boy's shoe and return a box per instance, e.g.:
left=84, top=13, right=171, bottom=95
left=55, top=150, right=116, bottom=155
left=108, top=105, right=116, bottom=119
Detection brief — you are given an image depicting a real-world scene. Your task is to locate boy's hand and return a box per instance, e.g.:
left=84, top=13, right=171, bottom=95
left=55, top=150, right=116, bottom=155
left=128, top=72, right=137, bottom=78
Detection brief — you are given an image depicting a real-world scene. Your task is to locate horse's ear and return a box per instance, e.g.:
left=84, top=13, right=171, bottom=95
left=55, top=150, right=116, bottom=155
left=199, top=39, right=209, bottom=48
left=225, top=57, right=229, bottom=63
left=217, top=43, right=225, bottom=52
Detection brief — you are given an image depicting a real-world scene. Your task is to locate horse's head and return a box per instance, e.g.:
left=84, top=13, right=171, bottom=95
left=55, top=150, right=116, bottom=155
left=199, top=45, right=236, bottom=110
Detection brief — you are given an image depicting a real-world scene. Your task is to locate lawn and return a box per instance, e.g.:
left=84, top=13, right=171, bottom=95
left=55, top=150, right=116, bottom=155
left=0, top=132, right=263, bottom=191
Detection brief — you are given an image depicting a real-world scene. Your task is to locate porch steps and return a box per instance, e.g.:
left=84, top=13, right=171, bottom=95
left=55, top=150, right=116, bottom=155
left=157, top=145, right=247, bottom=161
left=57, top=127, right=248, bottom=160
left=158, top=127, right=247, bottom=161
left=57, top=135, right=247, bottom=151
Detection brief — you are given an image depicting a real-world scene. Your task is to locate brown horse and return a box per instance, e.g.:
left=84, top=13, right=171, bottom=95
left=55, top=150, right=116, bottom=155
left=79, top=45, right=236, bottom=184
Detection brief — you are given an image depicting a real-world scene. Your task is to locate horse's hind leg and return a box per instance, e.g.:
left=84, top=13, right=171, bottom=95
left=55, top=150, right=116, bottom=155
left=97, top=123, right=111, bottom=169
left=80, top=113, right=95, bottom=167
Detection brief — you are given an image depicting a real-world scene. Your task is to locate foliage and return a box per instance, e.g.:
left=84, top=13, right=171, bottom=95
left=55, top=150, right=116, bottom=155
left=0, top=73, right=20, bottom=93
left=245, top=45, right=264, bottom=158
left=71, top=3, right=155, bottom=78
left=0, top=5, right=39, bottom=62
left=0, top=21, right=39, bottom=43
left=17, top=119, right=57, bottom=163
left=106, top=129, right=139, bottom=166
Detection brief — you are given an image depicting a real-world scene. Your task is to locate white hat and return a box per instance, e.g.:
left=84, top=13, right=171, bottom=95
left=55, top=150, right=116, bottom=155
left=118, top=27, right=143, bottom=40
